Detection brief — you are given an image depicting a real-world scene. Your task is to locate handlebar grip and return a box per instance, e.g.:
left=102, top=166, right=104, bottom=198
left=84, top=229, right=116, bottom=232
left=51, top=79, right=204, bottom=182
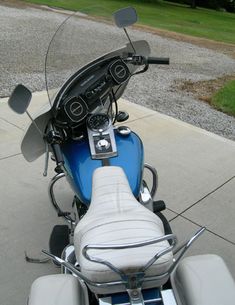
left=147, top=57, right=170, bottom=65
left=52, top=143, right=64, bottom=165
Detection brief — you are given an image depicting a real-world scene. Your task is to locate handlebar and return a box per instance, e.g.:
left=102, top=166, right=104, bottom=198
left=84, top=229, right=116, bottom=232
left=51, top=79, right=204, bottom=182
left=125, top=55, right=170, bottom=66
left=147, top=57, right=169, bottom=65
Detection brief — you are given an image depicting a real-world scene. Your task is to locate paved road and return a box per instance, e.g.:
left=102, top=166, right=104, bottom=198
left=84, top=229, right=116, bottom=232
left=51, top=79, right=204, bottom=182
left=0, top=2, right=235, bottom=141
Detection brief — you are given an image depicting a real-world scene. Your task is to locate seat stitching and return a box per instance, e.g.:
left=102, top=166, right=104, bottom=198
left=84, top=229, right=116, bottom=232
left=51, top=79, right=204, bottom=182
left=82, top=259, right=172, bottom=273
left=86, top=228, right=162, bottom=239
left=80, top=219, right=162, bottom=234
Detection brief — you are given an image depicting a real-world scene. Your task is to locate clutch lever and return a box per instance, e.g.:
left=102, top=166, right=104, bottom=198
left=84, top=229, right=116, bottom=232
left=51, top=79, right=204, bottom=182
left=125, top=55, right=149, bottom=76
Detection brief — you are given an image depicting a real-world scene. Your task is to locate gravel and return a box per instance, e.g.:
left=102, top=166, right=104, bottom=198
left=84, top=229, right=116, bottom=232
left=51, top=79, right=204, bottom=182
left=0, top=3, right=235, bottom=140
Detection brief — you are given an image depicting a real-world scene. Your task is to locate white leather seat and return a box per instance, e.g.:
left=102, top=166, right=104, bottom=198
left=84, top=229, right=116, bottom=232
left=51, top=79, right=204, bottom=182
left=74, top=166, right=173, bottom=294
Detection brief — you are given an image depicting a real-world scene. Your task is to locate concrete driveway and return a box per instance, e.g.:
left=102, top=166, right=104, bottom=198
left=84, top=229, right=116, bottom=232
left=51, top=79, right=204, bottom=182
left=0, top=2, right=235, bottom=304
left=0, top=92, right=235, bottom=305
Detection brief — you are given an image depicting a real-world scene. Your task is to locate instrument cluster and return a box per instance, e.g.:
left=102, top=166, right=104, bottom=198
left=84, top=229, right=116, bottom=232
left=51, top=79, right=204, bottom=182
left=57, top=58, right=130, bottom=127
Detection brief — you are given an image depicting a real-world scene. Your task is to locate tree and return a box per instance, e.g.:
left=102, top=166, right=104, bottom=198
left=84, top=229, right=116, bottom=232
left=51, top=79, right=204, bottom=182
left=191, top=0, right=197, bottom=8
left=225, top=0, right=235, bottom=12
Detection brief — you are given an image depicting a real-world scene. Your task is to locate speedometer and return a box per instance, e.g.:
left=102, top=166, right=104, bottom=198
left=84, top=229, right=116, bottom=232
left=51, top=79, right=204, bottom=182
left=87, top=114, right=110, bottom=132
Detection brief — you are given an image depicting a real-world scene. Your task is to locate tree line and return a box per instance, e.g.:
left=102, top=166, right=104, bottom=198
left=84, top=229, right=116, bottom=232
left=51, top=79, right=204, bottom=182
left=168, top=0, right=235, bottom=12
left=144, top=0, right=235, bottom=12
left=174, top=0, right=235, bottom=11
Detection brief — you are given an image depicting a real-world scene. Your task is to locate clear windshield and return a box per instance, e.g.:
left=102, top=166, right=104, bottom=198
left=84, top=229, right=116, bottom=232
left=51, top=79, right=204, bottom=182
left=45, top=8, right=150, bottom=105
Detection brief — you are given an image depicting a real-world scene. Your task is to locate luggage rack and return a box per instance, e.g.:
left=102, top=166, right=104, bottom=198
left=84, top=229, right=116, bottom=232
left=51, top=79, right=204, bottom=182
left=43, top=228, right=205, bottom=305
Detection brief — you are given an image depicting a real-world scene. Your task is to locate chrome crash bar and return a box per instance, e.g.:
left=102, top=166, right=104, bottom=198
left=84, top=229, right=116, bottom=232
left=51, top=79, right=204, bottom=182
left=144, top=163, right=158, bottom=198
left=48, top=172, right=76, bottom=225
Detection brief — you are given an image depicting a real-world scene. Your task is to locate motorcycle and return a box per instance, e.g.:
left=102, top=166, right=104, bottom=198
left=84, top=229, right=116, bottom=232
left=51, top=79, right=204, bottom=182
left=8, top=7, right=235, bottom=305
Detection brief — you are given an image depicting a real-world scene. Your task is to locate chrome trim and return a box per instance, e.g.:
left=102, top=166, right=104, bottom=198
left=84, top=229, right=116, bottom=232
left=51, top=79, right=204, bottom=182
left=127, top=288, right=144, bottom=305
left=61, top=247, right=90, bottom=305
left=168, top=227, right=206, bottom=274
left=144, top=164, right=158, bottom=198
left=61, top=245, right=76, bottom=274
left=142, top=298, right=162, bottom=304
left=99, top=295, right=162, bottom=305
left=42, top=250, right=124, bottom=288
left=87, top=122, right=117, bottom=159
left=117, top=126, right=131, bottom=136
left=48, top=172, right=76, bottom=225
left=111, top=298, right=162, bottom=305
left=139, top=180, right=152, bottom=208
left=43, top=143, right=49, bottom=177
left=99, top=297, right=112, bottom=305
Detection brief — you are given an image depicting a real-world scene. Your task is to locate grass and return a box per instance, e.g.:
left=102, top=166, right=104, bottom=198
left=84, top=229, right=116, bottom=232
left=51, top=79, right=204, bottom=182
left=211, top=80, right=235, bottom=116
left=23, top=0, right=235, bottom=44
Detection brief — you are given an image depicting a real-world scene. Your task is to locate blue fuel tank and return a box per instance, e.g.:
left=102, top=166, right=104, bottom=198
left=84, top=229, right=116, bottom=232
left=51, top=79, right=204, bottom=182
left=61, top=131, right=144, bottom=205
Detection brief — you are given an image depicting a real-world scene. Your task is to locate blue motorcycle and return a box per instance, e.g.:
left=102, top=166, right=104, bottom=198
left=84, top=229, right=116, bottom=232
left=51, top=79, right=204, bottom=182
left=8, top=7, right=235, bottom=305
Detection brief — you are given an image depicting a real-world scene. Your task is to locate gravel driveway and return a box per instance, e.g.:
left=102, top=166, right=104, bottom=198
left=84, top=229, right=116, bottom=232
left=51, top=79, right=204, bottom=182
left=1, top=2, right=235, bottom=140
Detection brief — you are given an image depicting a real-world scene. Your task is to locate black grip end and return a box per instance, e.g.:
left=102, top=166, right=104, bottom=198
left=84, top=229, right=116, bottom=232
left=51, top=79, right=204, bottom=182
left=147, top=57, right=170, bottom=65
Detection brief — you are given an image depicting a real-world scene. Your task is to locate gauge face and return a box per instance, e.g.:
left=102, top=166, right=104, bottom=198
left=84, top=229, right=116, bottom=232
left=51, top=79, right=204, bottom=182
left=109, top=59, right=130, bottom=84
left=87, top=114, right=110, bottom=131
left=63, top=96, right=88, bottom=124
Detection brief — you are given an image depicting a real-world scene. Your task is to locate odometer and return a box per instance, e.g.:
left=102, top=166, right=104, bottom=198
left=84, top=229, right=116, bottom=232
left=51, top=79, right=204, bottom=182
left=87, top=114, right=110, bottom=132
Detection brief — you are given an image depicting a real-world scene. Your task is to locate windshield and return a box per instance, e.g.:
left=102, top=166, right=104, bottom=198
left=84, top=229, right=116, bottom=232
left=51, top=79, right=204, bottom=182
left=45, top=9, right=150, bottom=105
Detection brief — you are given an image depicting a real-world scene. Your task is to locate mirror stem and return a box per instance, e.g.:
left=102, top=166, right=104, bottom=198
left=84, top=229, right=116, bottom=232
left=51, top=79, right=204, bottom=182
left=124, top=28, right=136, bottom=54
left=26, top=110, right=43, bottom=136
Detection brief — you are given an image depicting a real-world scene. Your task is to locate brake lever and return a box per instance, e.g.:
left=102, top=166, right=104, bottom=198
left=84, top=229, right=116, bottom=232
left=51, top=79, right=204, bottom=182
left=125, top=55, right=146, bottom=65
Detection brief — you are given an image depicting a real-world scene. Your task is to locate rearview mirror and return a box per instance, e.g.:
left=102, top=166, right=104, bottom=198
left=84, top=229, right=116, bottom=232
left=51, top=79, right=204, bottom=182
left=8, top=84, right=32, bottom=114
left=113, top=7, right=137, bottom=28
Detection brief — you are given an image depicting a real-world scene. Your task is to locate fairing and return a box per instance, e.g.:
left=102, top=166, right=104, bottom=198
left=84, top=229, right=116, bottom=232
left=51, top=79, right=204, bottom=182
left=21, top=104, right=52, bottom=162
left=21, top=41, right=149, bottom=161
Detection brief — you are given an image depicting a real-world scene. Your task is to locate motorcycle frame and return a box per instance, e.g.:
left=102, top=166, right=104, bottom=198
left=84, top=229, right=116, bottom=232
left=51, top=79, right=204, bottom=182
left=48, top=163, right=158, bottom=228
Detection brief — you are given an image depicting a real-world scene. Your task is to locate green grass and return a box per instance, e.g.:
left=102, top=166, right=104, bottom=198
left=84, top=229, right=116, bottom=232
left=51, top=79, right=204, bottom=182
left=23, top=0, right=235, bottom=44
left=211, top=80, right=235, bottom=116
